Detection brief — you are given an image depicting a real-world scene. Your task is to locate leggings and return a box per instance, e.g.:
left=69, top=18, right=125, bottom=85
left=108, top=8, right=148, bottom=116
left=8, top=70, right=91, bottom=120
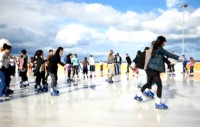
left=141, top=68, right=162, bottom=98
left=36, top=71, right=46, bottom=85
left=73, top=66, right=79, bottom=77
left=20, top=70, right=28, bottom=82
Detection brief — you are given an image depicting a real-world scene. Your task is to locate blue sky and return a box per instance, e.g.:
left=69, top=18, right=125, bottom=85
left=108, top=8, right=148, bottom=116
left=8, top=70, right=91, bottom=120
left=0, top=0, right=200, bottom=61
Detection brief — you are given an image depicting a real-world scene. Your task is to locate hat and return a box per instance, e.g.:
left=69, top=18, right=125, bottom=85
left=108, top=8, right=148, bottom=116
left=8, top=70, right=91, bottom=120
left=0, top=38, right=12, bottom=48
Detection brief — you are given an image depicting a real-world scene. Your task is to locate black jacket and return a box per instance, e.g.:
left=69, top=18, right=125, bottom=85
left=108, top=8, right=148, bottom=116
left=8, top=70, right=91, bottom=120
left=48, top=54, right=65, bottom=74
left=136, top=51, right=145, bottom=69
left=35, top=56, right=47, bottom=75
left=126, top=56, right=132, bottom=64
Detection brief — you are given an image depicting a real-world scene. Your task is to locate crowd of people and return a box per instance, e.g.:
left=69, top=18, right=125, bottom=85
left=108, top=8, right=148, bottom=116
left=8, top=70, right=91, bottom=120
left=0, top=36, right=197, bottom=110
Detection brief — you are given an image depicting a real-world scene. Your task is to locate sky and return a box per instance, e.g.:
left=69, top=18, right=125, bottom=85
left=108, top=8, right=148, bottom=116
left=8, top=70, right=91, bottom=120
left=0, top=0, right=200, bottom=61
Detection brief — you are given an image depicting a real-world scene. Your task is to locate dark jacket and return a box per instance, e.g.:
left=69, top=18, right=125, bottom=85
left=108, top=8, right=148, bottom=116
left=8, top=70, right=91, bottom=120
left=48, top=54, right=65, bottom=74
left=23, top=55, right=28, bottom=69
left=147, top=46, right=179, bottom=72
left=115, top=56, right=122, bottom=64
left=126, top=56, right=132, bottom=64
left=35, top=56, right=47, bottom=75
left=136, top=51, right=145, bottom=69
left=66, top=58, right=72, bottom=64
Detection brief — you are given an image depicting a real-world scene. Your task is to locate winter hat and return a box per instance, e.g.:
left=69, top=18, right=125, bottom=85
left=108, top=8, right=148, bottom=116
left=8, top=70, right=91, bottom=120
left=0, top=38, right=12, bottom=48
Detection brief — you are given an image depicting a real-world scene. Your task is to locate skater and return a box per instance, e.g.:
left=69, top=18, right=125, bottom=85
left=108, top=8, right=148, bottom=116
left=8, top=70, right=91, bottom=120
left=71, top=54, right=80, bottom=79
left=168, top=51, right=177, bottom=75
left=45, top=49, right=54, bottom=83
left=89, top=54, right=95, bottom=78
left=48, top=47, right=65, bottom=96
left=125, top=53, right=132, bottom=73
left=133, top=50, right=142, bottom=67
left=0, top=42, right=6, bottom=100
left=0, top=39, right=12, bottom=99
left=2, top=42, right=14, bottom=97
left=19, top=49, right=29, bottom=87
left=82, top=57, right=89, bottom=79
left=115, top=53, right=122, bottom=75
left=34, top=50, right=48, bottom=92
left=134, top=36, right=183, bottom=110
left=65, top=53, right=73, bottom=82
left=182, top=55, right=188, bottom=73
left=107, top=50, right=115, bottom=83
left=189, top=57, right=195, bottom=76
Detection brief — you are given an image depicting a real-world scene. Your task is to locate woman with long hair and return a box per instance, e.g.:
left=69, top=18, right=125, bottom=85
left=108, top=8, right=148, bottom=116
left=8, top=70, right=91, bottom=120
left=34, top=50, right=48, bottom=92
left=48, top=47, right=65, bottom=96
left=134, top=36, right=183, bottom=109
left=106, top=50, right=115, bottom=83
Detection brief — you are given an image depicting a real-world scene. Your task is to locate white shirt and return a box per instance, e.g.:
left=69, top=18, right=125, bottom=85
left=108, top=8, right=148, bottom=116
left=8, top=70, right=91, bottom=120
left=10, top=58, right=15, bottom=66
left=0, top=51, right=10, bottom=69
left=89, top=57, right=95, bottom=65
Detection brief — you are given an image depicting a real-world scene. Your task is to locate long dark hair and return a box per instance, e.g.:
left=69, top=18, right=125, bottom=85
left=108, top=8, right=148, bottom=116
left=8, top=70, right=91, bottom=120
left=67, top=53, right=72, bottom=60
left=55, top=47, right=63, bottom=56
left=152, top=36, right=166, bottom=56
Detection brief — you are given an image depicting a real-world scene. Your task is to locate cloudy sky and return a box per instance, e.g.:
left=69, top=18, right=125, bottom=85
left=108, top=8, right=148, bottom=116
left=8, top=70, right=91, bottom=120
left=0, top=0, right=200, bottom=61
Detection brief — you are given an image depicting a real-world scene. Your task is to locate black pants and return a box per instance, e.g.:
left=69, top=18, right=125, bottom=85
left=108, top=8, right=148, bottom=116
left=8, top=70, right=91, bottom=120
left=73, top=66, right=79, bottom=77
left=45, top=71, right=50, bottom=81
left=190, top=66, right=194, bottom=73
left=36, top=71, right=46, bottom=85
left=127, top=63, right=131, bottom=73
left=141, top=68, right=162, bottom=98
left=20, top=70, right=28, bottom=82
left=83, top=66, right=88, bottom=75
left=67, top=65, right=71, bottom=78
left=169, top=64, right=175, bottom=72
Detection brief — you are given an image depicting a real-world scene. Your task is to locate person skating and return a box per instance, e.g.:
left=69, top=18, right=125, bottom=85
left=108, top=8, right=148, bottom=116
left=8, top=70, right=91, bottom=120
left=71, top=54, right=80, bottom=79
left=125, top=53, right=132, bottom=74
left=134, top=36, right=183, bottom=110
left=19, top=49, right=29, bottom=87
left=82, top=57, right=89, bottom=79
left=89, top=54, right=95, bottom=78
left=45, top=49, right=54, bottom=83
left=65, top=53, right=73, bottom=82
left=106, top=50, right=115, bottom=83
left=48, top=47, right=65, bottom=96
left=189, top=57, right=195, bottom=77
left=34, top=50, right=48, bottom=93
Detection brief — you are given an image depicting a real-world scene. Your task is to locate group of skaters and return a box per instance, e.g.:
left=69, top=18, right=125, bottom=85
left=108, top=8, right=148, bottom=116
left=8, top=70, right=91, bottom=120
left=32, top=48, right=97, bottom=96
left=0, top=36, right=197, bottom=110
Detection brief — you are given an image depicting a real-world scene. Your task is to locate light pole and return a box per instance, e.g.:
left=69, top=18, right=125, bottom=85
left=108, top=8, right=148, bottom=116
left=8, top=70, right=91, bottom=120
left=180, top=4, right=188, bottom=55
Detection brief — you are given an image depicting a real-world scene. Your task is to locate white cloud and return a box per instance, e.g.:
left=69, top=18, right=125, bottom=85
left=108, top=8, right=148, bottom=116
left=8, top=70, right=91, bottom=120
left=166, top=0, right=181, bottom=8
left=191, top=8, right=200, bottom=17
left=106, top=27, right=156, bottom=43
left=55, top=24, right=106, bottom=47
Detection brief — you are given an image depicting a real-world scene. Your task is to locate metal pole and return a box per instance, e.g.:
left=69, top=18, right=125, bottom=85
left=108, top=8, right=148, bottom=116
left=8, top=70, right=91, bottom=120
left=182, top=10, right=185, bottom=55
left=180, top=4, right=188, bottom=55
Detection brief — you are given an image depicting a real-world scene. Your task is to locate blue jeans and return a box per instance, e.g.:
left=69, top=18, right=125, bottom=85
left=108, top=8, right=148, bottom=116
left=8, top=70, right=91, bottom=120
left=0, top=70, right=6, bottom=96
left=116, top=63, right=121, bottom=74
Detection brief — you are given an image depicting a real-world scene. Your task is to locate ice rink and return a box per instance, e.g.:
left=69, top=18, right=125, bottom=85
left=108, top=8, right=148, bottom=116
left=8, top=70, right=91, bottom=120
left=0, top=70, right=200, bottom=127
